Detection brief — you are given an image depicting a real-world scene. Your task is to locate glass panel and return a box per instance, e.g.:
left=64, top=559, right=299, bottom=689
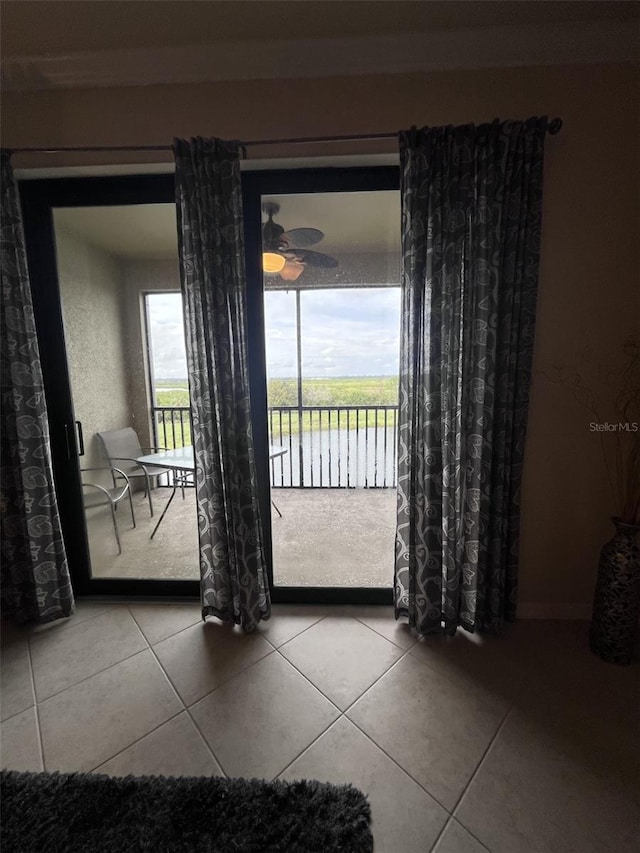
left=265, top=290, right=299, bottom=485
left=146, top=292, right=191, bottom=450
left=53, top=205, right=199, bottom=581
left=263, top=190, right=401, bottom=588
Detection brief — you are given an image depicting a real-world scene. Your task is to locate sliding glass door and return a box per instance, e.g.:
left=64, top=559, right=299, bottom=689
left=243, top=168, right=400, bottom=603
left=21, top=176, right=202, bottom=596
left=21, top=166, right=399, bottom=601
left=51, top=203, right=199, bottom=585
left=262, top=195, right=401, bottom=591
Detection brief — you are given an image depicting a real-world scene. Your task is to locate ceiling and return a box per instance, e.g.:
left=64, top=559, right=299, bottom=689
left=2, top=1, right=637, bottom=92
left=54, top=206, right=178, bottom=260
left=4, top=2, right=638, bottom=57
left=262, top=192, right=400, bottom=255
left=52, top=191, right=401, bottom=261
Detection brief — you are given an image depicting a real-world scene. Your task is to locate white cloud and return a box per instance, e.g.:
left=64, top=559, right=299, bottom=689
left=147, top=286, right=401, bottom=382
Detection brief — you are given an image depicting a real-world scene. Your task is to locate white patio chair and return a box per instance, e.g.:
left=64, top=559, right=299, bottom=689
left=81, top=466, right=135, bottom=556
left=96, top=428, right=171, bottom=518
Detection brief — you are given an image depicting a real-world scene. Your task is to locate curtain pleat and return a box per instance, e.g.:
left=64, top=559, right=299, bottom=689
left=173, top=137, right=270, bottom=632
left=1, top=150, right=74, bottom=625
left=394, top=119, right=547, bottom=634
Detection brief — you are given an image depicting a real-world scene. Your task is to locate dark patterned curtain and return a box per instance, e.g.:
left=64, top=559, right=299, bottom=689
left=395, top=119, right=547, bottom=635
left=173, top=137, right=270, bottom=632
left=1, top=151, right=74, bottom=624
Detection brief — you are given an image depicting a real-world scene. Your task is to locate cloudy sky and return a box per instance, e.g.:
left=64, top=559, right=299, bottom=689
left=265, top=288, right=401, bottom=378
left=147, top=293, right=188, bottom=381
left=147, top=287, right=401, bottom=381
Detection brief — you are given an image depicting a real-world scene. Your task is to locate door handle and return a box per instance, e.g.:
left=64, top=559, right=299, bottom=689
left=64, top=423, right=74, bottom=461
left=75, top=421, right=85, bottom=456
left=64, top=421, right=85, bottom=460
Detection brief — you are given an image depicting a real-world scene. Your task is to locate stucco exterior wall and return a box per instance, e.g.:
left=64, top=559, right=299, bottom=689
left=54, top=225, right=131, bottom=484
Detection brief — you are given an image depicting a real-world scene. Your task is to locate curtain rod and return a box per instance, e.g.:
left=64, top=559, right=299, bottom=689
left=6, top=119, right=563, bottom=155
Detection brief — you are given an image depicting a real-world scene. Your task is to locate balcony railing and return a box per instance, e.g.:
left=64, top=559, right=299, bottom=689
left=154, top=406, right=192, bottom=451
left=152, top=404, right=398, bottom=488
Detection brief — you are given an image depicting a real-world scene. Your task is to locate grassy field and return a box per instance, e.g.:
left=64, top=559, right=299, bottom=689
left=154, top=377, right=398, bottom=446
left=155, top=377, right=398, bottom=408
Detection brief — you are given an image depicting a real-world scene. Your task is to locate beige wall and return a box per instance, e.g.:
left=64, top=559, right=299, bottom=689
left=54, top=226, right=131, bottom=482
left=6, top=62, right=639, bottom=610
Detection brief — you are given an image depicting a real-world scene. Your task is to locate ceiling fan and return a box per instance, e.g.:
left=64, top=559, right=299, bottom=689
left=262, top=201, right=338, bottom=282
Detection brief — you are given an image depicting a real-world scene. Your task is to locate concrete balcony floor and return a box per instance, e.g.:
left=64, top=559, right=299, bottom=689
left=87, top=486, right=396, bottom=587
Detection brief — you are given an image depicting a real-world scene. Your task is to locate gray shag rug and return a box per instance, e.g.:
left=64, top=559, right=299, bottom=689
left=1, top=770, right=373, bottom=852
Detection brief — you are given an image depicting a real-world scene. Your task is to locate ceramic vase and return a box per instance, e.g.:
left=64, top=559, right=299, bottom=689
left=589, top=518, right=640, bottom=665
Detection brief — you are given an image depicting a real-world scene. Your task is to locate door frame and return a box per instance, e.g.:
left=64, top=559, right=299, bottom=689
left=20, top=165, right=399, bottom=603
left=20, top=175, right=199, bottom=598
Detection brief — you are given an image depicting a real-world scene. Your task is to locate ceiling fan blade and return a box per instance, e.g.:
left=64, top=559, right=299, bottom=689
left=282, top=227, right=324, bottom=247
left=285, top=248, right=338, bottom=268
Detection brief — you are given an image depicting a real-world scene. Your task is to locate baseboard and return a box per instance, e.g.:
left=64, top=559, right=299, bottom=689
left=518, top=602, right=592, bottom=620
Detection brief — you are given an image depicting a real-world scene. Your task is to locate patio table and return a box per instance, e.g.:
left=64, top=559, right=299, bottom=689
left=137, top=445, right=287, bottom=539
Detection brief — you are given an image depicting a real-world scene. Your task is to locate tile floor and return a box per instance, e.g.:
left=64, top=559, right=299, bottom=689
left=1, top=602, right=639, bottom=853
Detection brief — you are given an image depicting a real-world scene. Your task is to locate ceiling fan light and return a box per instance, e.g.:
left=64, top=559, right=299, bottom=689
left=262, top=252, right=286, bottom=273
left=279, top=260, right=305, bottom=281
